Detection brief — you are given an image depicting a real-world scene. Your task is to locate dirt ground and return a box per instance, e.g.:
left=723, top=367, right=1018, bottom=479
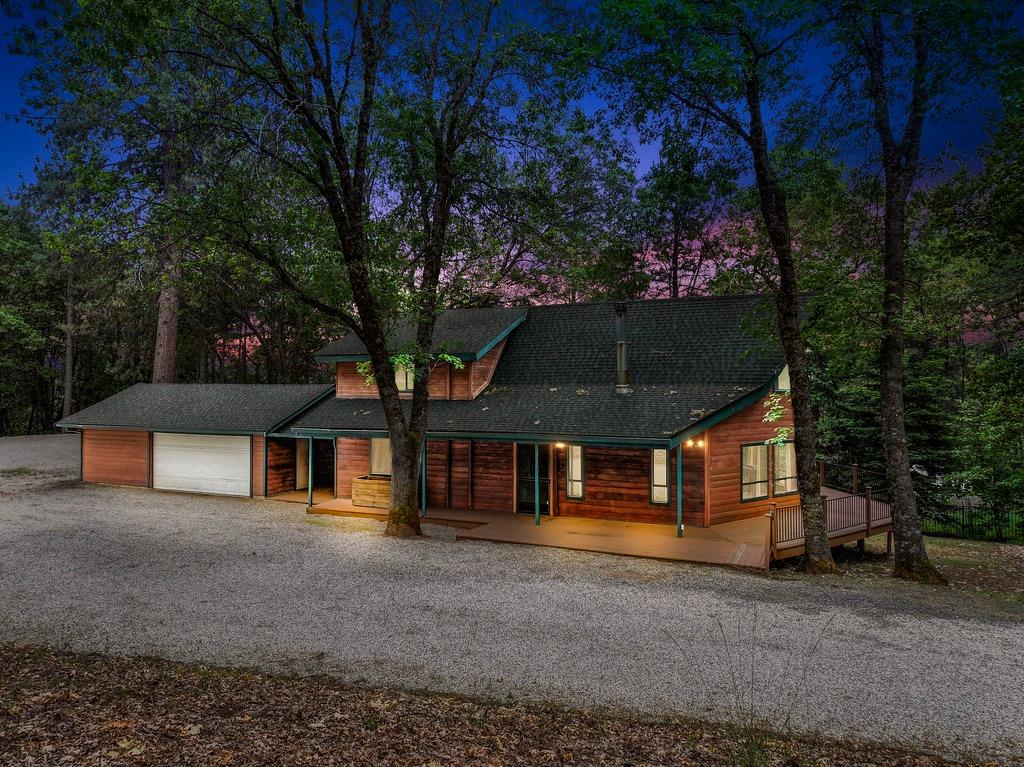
left=1, top=644, right=1014, bottom=767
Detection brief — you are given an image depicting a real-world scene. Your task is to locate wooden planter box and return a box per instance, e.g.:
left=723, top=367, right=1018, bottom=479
left=351, top=475, right=391, bottom=509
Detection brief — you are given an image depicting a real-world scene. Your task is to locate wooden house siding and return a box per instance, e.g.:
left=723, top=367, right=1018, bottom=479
left=425, top=440, right=450, bottom=508
left=251, top=435, right=265, bottom=497
left=334, top=343, right=506, bottom=402
left=81, top=429, right=150, bottom=487
left=470, top=340, right=505, bottom=397
left=335, top=437, right=370, bottom=498
left=553, top=446, right=704, bottom=525
left=470, top=441, right=514, bottom=512
left=705, top=394, right=795, bottom=525
left=266, top=437, right=297, bottom=496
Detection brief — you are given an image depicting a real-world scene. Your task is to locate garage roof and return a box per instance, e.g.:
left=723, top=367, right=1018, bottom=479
left=56, top=384, right=334, bottom=435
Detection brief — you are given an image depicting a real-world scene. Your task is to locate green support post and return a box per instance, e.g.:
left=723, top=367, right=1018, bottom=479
left=534, top=443, right=541, bottom=526
left=420, top=440, right=427, bottom=517
left=306, top=437, right=314, bottom=507
left=676, top=443, right=683, bottom=537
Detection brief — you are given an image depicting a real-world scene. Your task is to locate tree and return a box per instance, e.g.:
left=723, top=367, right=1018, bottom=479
left=182, top=0, right=535, bottom=537
left=638, top=122, right=735, bottom=297
left=831, top=0, right=1012, bottom=581
left=591, top=0, right=836, bottom=571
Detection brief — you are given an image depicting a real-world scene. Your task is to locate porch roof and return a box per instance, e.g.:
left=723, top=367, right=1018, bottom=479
left=282, top=380, right=770, bottom=444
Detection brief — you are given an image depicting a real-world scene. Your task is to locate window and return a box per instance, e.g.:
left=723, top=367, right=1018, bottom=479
left=741, top=444, right=769, bottom=501
left=394, top=364, right=415, bottom=392
left=650, top=448, right=669, bottom=504
left=369, top=438, right=392, bottom=476
left=775, top=365, right=790, bottom=392
left=773, top=441, right=798, bottom=495
left=566, top=445, right=584, bottom=499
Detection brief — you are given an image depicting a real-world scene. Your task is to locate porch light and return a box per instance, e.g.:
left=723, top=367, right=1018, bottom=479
left=555, top=442, right=566, bottom=448
left=697, top=439, right=705, bottom=448
left=686, top=439, right=694, bottom=448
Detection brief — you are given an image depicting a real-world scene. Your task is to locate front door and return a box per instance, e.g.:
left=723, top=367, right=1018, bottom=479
left=516, top=444, right=550, bottom=515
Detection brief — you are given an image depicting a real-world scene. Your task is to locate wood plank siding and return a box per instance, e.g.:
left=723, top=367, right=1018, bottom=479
left=335, top=437, right=370, bottom=499
left=333, top=341, right=506, bottom=401
left=251, top=435, right=265, bottom=497
left=468, top=441, right=514, bottom=512
left=81, top=429, right=150, bottom=487
left=705, top=394, right=795, bottom=525
left=265, top=437, right=297, bottom=496
left=553, top=446, right=705, bottom=525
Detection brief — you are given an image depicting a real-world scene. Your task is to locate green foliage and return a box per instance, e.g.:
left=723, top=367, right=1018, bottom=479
left=356, top=353, right=465, bottom=387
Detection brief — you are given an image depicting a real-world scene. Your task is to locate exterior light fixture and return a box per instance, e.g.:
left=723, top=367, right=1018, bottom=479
left=555, top=442, right=566, bottom=448
left=686, top=439, right=695, bottom=448
left=697, top=439, right=705, bottom=448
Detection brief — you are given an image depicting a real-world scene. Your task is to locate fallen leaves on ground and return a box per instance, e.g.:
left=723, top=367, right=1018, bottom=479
left=0, top=644, right=1012, bottom=766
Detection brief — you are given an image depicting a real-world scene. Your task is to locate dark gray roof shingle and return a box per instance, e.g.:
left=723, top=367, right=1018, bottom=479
left=291, top=296, right=785, bottom=441
left=57, top=384, right=333, bottom=434
left=314, top=306, right=527, bottom=361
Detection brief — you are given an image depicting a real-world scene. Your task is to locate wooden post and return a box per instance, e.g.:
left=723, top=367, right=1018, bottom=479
left=420, top=440, right=427, bottom=517
left=467, top=441, right=474, bottom=510
left=306, top=437, right=314, bottom=507
left=818, top=460, right=825, bottom=488
left=764, top=503, right=776, bottom=575
left=445, top=440, right=452, bottom=510
left=676, top=443, right=684, bottom=537
left=533, top=443, right=541, bottom=526
left=886, top=530, right=893, bottom=554
left=865, top=486, right=872, bottom=538
left=851, top=463, right=859, bottom=495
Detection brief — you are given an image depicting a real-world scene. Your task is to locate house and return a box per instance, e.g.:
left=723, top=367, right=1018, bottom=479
left=58, top=295, right=803, bottom=540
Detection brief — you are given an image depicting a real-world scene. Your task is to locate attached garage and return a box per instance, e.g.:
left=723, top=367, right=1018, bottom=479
left=152, top=433, right=251, bottom=496
left=58, top=383, right=334, bottom=499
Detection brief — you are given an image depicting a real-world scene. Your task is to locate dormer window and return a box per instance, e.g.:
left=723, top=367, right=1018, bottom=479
left=395, top=364, right=415, bottom=392
left=775, top=364, right=790, bottom=392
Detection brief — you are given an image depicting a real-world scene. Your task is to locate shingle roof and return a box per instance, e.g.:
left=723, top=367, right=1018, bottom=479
left=314, top=306, right=528, bottom=361
left=290, top=295, right=785, bottom=442
left=57, top=384, right=333, bottom=434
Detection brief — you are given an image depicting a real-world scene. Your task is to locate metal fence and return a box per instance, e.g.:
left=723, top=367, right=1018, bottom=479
left=921, top=502, right=1024, bottom=544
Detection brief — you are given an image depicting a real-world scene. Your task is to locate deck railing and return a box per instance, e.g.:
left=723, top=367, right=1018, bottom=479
left=769, top=490, right=894, bottom=558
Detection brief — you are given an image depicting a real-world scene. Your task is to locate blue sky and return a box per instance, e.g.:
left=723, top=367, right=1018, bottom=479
left=0, top=6, right=1017, bottom=202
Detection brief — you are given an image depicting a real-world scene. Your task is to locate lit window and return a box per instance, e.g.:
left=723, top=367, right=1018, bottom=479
left=370, top=438, right=392, bottom=476
left=395, top=364, right=415, bottom=392
left=773, top=441, right=798, bottom=495
left=741, top=444, right=769, bottom=501
left=566, top=445, right=583, bottom=499
left=650, top=448, right=669, bottom=504
left=775, top=365, right=790, bottom=392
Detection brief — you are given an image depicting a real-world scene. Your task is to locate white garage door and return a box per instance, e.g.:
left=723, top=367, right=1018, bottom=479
left=152, top=433, right=251, bottom=496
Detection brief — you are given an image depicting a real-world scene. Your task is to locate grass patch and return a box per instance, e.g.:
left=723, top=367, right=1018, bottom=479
left=0, top=643, right=997, bottom=766
left=774, top=534, right=1024, bottom=608
left=0, top=467, right=45, bottom=477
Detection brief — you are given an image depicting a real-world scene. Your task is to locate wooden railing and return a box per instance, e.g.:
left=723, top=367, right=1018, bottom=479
left=766, top=489, right=893, bottom=567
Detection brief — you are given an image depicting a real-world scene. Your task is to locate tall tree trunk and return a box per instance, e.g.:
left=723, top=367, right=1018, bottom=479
left=152, top=128, right=183, bottom=384
left=61, top=263, right=75, bottom=420
left=856, top=10, right=942, bottom=582
left=152, top=243, right=181, bottom=383
left=744, top=74, right=835, bottom=573
left=881, top=202, right=941, bottom=581
left=670, top=209, right=681, bottom=299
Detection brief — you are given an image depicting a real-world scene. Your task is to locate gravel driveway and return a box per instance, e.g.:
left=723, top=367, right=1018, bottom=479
left=1, top=434, right=1021, bottom=760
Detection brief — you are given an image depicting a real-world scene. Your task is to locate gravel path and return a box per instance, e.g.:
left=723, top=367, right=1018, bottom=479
left=1, top=434, right=1021, bottom=761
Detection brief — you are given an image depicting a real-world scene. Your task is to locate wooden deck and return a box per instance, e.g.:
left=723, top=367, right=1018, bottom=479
left=309, top=497, right=770, bottom=569
left=306, top=486, right=892, bottom=572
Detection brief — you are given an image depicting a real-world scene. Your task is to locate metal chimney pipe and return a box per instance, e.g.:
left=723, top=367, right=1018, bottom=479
left=615, top=302, right=631, bottom=394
